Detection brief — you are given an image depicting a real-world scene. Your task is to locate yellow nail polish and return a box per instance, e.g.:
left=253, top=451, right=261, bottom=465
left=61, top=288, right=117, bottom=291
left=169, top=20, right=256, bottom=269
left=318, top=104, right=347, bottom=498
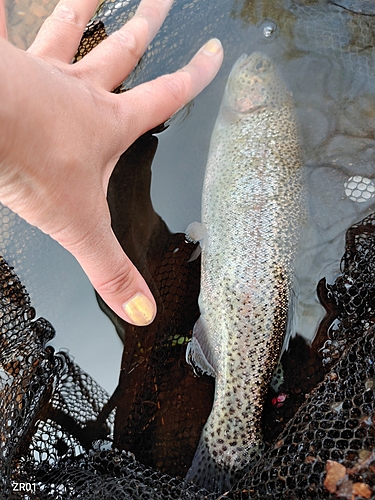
left=202, top=38, right=222, bottom=56
left=122, top=293, right=155, bottom=326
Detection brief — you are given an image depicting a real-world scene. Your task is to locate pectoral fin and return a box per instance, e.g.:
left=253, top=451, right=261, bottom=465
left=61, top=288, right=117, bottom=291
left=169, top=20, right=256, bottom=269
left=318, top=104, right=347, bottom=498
left=185, top=221, right=206, bottom=243
left=185, top=222, right=207, bottom=262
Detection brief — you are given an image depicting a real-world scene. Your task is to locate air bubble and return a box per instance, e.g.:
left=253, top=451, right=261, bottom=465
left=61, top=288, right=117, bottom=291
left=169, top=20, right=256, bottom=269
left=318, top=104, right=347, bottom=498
left=260, top=20, right=278, bottom=39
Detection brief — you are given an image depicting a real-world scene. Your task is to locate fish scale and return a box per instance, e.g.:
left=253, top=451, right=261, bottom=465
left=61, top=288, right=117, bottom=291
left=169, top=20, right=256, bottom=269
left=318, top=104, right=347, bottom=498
left=185, top=52, right=307, bottom=493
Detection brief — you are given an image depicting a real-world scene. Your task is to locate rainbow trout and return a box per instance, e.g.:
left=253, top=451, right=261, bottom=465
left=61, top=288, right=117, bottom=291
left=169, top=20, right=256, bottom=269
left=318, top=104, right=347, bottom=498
left=185, top=52, right=306, bottom=493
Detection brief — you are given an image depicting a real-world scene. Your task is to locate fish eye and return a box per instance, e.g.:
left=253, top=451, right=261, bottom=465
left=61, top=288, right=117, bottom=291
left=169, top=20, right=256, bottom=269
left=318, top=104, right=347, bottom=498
left=254, top=59, right=270, bottom=72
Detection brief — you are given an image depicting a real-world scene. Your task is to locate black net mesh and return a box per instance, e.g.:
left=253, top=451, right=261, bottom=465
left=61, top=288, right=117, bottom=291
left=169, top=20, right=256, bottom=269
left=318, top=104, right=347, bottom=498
left=317, top=215, right=375, bottom=370
left=2, top=205, right=375, bottom=499
left=225, top=326, right=375, bottom=499
left=0, top=245, right=211, bottom=500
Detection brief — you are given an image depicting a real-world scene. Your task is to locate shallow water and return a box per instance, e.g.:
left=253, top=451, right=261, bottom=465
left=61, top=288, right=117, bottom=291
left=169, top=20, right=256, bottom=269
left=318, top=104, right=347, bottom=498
left=4, top=0, right=375, bottom=422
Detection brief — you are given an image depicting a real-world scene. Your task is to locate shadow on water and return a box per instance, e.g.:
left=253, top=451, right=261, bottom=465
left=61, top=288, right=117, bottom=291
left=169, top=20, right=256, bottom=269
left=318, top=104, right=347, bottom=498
left=99, top=133, right=214, bottom=475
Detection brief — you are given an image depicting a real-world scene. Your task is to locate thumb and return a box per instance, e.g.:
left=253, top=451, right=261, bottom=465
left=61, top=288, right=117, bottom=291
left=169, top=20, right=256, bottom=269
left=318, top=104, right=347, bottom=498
left=66, top=222, right=156, bottom=326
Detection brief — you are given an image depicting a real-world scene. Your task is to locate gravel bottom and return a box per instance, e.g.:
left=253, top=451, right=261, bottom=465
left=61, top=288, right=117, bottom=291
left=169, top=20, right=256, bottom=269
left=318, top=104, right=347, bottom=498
left=5, top=0, right=61, bottom=50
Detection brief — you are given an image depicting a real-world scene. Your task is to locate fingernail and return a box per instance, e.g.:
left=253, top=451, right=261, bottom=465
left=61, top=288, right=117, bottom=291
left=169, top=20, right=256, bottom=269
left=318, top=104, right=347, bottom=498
left=122, top=292, right=156, bottom=326
left=202, top=38, right=222, bottom=56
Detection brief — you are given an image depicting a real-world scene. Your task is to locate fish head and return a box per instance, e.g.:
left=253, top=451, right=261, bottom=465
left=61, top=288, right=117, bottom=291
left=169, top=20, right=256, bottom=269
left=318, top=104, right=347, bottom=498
left=225, top=52, right=290, bottom=116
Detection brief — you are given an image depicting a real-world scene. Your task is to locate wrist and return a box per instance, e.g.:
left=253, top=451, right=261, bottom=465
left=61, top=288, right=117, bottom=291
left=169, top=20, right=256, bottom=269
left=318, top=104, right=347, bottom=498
left=0, top=38, right=19, bottom=169
left=0, top=37, right=57, bottom=207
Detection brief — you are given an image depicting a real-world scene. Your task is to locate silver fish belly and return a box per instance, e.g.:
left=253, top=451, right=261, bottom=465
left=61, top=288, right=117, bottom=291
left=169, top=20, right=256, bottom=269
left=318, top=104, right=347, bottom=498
left=185, top=52, right=306, bottom=493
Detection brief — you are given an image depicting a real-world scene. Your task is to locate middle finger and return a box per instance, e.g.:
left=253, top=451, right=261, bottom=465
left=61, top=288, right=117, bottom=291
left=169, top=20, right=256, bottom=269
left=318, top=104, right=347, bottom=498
left=28, top=0, right=99, bottom=61
left=74, top=0, right=174, bottom=91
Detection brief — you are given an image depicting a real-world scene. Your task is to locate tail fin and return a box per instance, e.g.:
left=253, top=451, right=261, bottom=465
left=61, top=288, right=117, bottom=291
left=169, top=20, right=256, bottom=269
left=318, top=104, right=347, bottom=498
left=185, top=437, right=240, bottom=494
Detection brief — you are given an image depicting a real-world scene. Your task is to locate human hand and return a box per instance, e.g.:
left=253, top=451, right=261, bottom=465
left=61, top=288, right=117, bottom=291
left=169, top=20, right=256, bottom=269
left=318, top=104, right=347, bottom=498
left=0, top=0, right=223, bottom=325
